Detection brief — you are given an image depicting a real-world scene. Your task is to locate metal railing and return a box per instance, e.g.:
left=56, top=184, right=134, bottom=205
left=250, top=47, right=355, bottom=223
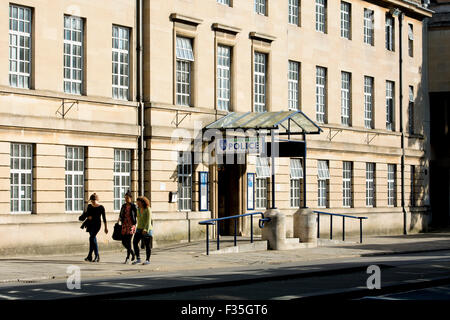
left=314, top=211, right=368, bottom=243
left=199, top=212, right=270, bottom=255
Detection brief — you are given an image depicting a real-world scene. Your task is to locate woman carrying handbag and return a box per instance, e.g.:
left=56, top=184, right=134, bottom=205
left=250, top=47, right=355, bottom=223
left=116, top=191, right=137, bottom=264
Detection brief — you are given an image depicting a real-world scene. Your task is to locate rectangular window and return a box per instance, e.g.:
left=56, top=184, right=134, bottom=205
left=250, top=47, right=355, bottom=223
left=364, top=9, right=374, bottom=46
left=256, top=157, right=270, bottom=209
left=366, top=162, right=376, bottom=207
left=217, top=0, right=230, bottom=5
left=112, top=26, right=130, bottom=100
left=408, top=24, right=414, bottom=57
left=341, top=71, right=351, bottom=126
left=9, top=4, right=32, bottom=89
left=386, top=15, right=395, bottom=51
left=65, top=147, right=84, bottom=213
left=387, top=164, right=397, bottom=207
left=254, top=52, right=267, bottom=113
left=255, top=0, right=267, bottom=15
left=315, top=0, right=327, bottom=33
left=10, top=143, right=32, bottom=214
left=217, top=45, right=231, bottom=111
left=176, top=36, right=194, bottom=106
left=343, top=161, right=353, bottom=208
left=290, top=158, right=304, bottom=208
left=316, top=66, right=326, bottom=124
left=409, top=86, right=414, bottom=135
left=114, top=149, right=131, bottom=211
left=64, top=16, right=84, bottom=95
left=288, top=61, right=300, bottom=110
left=364, top=76, right=374, bottom=129
left=317, top=160, right=329, bottom=208
left=289, top=0, right=299, bottom=26
left=341, top=1, right=351, bottom=39
left=386, top=81, right=395, bottom=131
left=178, top=152, right=192, bottom=211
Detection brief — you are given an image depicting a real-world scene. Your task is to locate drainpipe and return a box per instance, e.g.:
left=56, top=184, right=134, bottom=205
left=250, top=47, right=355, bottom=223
left=137, top=0, right=144, bottom=196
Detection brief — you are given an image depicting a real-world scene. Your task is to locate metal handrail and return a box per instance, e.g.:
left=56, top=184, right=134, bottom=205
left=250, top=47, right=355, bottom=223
left=199, top=212, right=269, bottom=255
left=313, top=211, right=368, bottom=243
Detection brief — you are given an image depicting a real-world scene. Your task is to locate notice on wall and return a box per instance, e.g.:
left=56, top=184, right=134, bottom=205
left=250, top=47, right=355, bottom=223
left=247, top=173, right=255, bottom=210
left=199, top=172, right=209, bottom=211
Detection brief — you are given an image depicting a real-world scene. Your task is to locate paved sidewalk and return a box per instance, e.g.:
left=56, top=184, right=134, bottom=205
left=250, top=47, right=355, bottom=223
left=0, top=231, right=449, bottom=285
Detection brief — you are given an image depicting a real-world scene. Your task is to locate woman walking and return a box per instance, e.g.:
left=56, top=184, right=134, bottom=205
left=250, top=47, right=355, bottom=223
left=117, top=191, right=137, bottom=264
left=132, top=196, right=153, bottom=265
left=79, top=193, right=108, bottom=262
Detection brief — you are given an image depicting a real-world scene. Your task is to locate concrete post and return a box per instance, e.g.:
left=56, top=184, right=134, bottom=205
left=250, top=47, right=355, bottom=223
left=293, top=208, right=317, bottom=244
left=261, top=209, right=285, bottom=250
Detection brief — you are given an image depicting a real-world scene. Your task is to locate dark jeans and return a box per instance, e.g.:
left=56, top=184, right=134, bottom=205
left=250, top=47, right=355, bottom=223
left=133, top=229, right=152, bottom=261
left=88, top=229, right=99, bottom=258
left=121, top=234, right=134, bottom=259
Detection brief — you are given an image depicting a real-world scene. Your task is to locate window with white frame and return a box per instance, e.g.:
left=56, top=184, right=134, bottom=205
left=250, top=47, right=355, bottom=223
left=64, top=16, right=83, bottom=95
left=255, top=0, right=267, bottom=15
left=387, top=164, right=397, bottom=207
left=315, top=0, right=326, bottom=33
left=386, top=81, right=395, bottom=131
left=409, top=86, right=414, bottom=135
left=408, top=24, right=414, bottom=57
left=289, top=0, right=299, bottom=26
left=343, top=161, right=353, bottom=208
left=317, top=160, right=329, bottom=208
left=65, top=147, right=84, bottom=213
left=114, top=149, right=131, bottom=211
left=316, top=66, right=326, bottom=123
left=341, top=1, right=351, bottom=39
left=217, top=0, right=231, bottom=6
left=341, top=71, right=351, bottom=126
left=112, top=26, right=130, bottom=100
left=176, top=36, right=194, bottom=106
left=290, top=158, right=304, bottom=208
left=10, top=143, right=32, bottom=214
left=288, top=61, right=300, bottom=110
left=9, top=5, right=32, bottom=89
left=256, top=157, right=270, bottom=209
left=178, top=152, right=192, bottom=211
left=366, top=162, right=375, bottom=207
left=364, top=76, right=374, bottom=129
left=364, top=9, right=374, bottom=46
left=217, top=45, right=231, bottom=111
left=254, top=52, right=267, bottom=113
left=385, top=15, right=395, bottom=51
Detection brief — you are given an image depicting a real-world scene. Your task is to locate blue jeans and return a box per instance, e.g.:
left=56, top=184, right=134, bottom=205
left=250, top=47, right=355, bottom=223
left=88, top=230, right=99, bottom=258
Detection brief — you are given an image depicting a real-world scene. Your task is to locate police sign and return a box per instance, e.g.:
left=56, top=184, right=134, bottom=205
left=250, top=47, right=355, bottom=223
left=217, top=137, right=262, bottom=154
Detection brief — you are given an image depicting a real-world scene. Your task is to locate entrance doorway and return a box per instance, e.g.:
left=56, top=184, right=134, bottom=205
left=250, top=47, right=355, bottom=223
left=218, top=164, right=244, bottom=235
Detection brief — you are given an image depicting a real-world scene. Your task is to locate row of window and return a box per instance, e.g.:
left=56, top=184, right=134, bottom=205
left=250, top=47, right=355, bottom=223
left=9, top=4, right=130, bottom=100
left=176, top=37, right=415, bottom=133
left=10, top=143, right=131, bottom=214
left=220, top=1, right=414, bottom=57
left=176, top=153, right=418, bottom=212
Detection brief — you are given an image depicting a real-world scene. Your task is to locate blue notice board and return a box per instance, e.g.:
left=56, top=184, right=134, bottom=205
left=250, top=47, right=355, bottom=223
left=247, top=173, right=255, bottom=210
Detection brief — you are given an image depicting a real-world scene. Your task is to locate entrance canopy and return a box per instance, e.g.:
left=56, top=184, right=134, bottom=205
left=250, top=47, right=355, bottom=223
left=205, top=110, right=322, bottom=135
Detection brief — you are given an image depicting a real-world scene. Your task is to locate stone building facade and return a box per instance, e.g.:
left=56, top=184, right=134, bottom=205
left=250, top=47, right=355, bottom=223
left=0, top=0, right=433, bottom=255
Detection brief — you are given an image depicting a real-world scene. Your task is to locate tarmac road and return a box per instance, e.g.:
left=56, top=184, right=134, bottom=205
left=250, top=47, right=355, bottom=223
left=0, top=250, right=449, bottom=300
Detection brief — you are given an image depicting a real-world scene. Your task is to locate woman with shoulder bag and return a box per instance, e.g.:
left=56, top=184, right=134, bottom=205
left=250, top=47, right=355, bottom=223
left=117, top=190, right=137, bottom=264
left=132, top=196, right=153, bottom=265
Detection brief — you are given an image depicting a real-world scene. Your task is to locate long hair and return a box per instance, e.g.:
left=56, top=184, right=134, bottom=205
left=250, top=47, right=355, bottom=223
left=137, top=196, right=150, bottom=209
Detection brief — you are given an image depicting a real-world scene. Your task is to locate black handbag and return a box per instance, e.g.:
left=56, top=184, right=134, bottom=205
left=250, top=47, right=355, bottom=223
left=112, top=223, right=122, bottom=241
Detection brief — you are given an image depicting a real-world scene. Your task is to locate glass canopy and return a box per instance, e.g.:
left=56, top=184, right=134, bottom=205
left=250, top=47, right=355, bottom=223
left=205, top=111, right=322, bottom=135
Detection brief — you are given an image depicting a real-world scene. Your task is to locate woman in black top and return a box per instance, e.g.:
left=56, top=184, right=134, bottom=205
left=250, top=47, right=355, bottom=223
left=79, top=193, right=108, bottom=262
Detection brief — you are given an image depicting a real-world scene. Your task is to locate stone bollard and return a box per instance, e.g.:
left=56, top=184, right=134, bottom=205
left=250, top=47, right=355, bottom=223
left=293, top=208, right=317, bottom=244
left=261, top=208, right=285, bottom=250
